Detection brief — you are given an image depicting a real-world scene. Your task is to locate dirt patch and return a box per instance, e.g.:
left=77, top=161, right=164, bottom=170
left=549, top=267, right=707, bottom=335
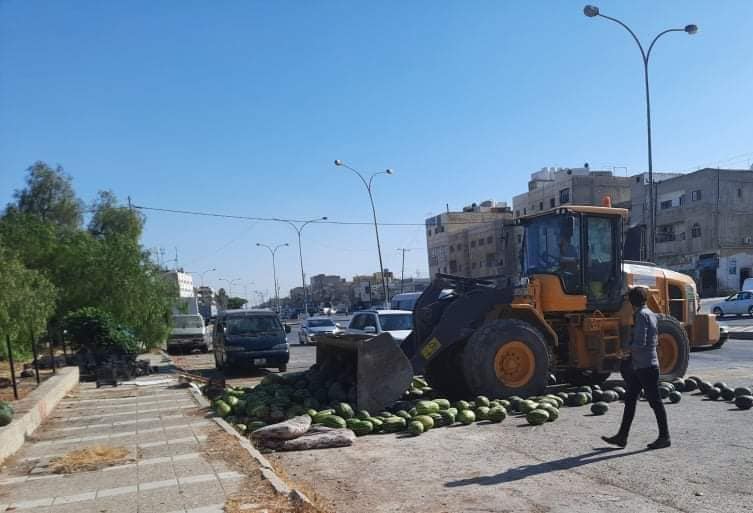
left=0, top=360, right=56, bottom=403
left=49, top=445, right=133, bottom=473
left=200, top=429, right=329, bottom=513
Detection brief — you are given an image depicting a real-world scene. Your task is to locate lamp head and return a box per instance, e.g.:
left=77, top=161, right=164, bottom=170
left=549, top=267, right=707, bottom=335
left=334, top=159, right=343, bottom=166
left=583, top=5, right=599, bottom=17
left=385, top=169, right=394, bottom=175
left=685, top=24, right=698, bottom=35
left=256, top=243, right=261, bottom=247
left=321, top=216, right=328, bottom=220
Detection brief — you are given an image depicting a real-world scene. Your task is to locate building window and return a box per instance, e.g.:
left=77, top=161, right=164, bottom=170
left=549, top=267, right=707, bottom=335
left=539, top=201, right=543, bottom=211
left=691, top=223, right=701, bottom=238
left=660, top=200, right=672, bottom=210
left=515, top=210, right=520, bottom=217
left=486, top=253, right=495, bottom=267
left=449, top=260, right=458, bottom=273
left=550, top=198, right=555, bottom=208
left=738, top=188, right=743, bottom=198
left=486, top=236, right=493, bottom=244
left=471, top=240, right=476, bottom=248
left=523, top=208, right=527, bottom=215
left=559, top=188, right=570, bottom=204
left=657, top=224, right=676, bottom=243
left=479, top=238, right=485, bottom=246
left=692, top=190, right=702, bottom=201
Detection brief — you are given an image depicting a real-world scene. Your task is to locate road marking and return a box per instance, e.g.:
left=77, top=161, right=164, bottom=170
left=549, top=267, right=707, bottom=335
left=3, top=471, right=242, bottom=510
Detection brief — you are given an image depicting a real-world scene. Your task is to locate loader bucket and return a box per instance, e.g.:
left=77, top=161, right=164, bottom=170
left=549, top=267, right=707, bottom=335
left=314, top=332, right=414, bottom=414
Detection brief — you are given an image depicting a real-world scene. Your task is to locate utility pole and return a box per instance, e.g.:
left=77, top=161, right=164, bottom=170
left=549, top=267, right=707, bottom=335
left=396, top=248, right=412, bottom=294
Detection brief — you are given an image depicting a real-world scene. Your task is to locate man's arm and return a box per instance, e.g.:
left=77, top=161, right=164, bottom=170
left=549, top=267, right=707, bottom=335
left=630, top=311, right=649, bottom=348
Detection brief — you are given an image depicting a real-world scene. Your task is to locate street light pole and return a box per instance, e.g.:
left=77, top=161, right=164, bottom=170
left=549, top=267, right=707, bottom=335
left=219, top=277, right=240, bottom=297
left=335, top=159, right=393, bottom=306
left=257, top=243, right=289, bottom=313
left=584, top=5, right=697, bottom=262
left=282, top=217, right=327, bottom=317
left=396, top=248, right=411, bottom=294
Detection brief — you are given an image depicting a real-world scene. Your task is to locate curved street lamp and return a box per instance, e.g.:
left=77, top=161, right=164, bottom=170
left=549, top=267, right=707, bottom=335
left=282, top=217, right=327, bottom=316
left=584, top=5, right=697, bottom=261
left=334, top=159, right=394, bottom=306
left=218, top=277, right=241, bottom=297
left=257, top=243, right=289, bottom=313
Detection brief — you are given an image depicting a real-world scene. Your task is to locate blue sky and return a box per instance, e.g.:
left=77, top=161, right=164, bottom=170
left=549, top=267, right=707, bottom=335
left=2, top=1, right=752, bottom=299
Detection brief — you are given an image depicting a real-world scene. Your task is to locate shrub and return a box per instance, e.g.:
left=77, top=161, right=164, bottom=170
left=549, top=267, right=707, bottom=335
left=64, top=307, right=140, bottom=353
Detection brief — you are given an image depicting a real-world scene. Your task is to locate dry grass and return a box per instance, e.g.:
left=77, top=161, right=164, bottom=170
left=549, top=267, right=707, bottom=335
left=49, top=445, right=133, bottom=473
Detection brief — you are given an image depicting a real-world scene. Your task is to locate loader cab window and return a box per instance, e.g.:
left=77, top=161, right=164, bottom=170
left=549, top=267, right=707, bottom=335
left=524, top=214, right=582, bottom=293
left=584, top=215, right=621, bottom=307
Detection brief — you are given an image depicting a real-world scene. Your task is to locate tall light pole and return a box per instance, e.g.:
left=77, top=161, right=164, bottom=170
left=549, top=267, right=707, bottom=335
left=257, top=243, right=288, bottom=313
left=396, top=248, right=412, bottom=294
left=584, top=5, right=697, bottom=261
left=282, top=217, right=327, bottom=316
left=186, top=268, right=216, bottom=287
left=335, top=159, right=393, bottom=305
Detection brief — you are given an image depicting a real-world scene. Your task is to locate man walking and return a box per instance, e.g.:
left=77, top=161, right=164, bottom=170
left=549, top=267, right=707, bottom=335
left=602, top=286, right=671, bottom=450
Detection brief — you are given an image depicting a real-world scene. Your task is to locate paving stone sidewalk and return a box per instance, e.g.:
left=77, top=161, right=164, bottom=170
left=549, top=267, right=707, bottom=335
left=0, top=377, right=241, bottom=513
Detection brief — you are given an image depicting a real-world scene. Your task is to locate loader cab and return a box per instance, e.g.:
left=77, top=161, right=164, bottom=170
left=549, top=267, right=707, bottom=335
left=521, top=207, right=625, bottom=310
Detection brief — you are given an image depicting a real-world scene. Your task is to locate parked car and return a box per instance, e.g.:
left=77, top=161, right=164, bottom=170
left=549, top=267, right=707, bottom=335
left=390, top=292, right=422, bottom=312
left=346, top=309, right=413, bottom=343
left=711, top=291, right=753, bottom=318
left=743, top=277, right=753, bottom=292
left=298, top=317, right=340, bottom=345
left=167, top=314, right=207, bottom=354
left=213, top=309, right=291, bottom=372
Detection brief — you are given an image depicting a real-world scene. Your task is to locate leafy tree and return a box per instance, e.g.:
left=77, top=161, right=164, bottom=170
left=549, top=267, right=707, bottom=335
left=4, top=162, right=83, bottom=229
left=0, top=247, right=57, bottom=358
left=64, top=307, right=139, bottom=353
left=88, top=190, right=144, bottom=241
left=227, top=297, right=248, bottom=309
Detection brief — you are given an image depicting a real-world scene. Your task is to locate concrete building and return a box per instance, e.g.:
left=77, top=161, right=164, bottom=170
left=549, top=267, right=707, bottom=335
left=163, top=271, right=195, bottom=298
left=426, top=201, right=519, bottom=284
left=512, top=167, right=633, bottom=218
left=630, top=168, right=753, bottom=296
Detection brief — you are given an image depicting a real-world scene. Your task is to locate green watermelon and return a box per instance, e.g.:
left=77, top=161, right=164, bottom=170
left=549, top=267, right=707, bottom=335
left=382, top=416, right=407, bottom=432
left=611, top=386, right=626, bottom=399
left=734, top=395, right=753, bottom=410
left=412, top=376, right=429, bottom=388
left=474, top=406, right=490, bottom=421
left=225, top=395, right=239, bottom=407
left=416, top=400, right=440, bottom=415
left=575, top=392, right=590, bottom=406
left=507, top=396, right=524, bottom=411
left=713, top=382, right=728, bottom=390
left=601, top=390, right=619, bottom=403
left=247, top=421, right=267, bottom=432
left=668, top=391, right=682, bottom=404
left=475, top=396, right=491, bottom=407
left=659, top=382, right=675, bottom=393
left=699, top=381, right=712, bottom=394
left=591, top=402, right=609, bottom=415
left=408, top=420, right=424, bottom=435
left=540, top=404, right=559, bottom=421
left=576, top=385, right=592, bottom=394
left=214, top=400, right=232, bottom=418
left=352, top=420, right=373, bottom=436
left=526, top=409, right=549, bottom=425
left=413, top=415, right=435, bottom=430
left=434, top=398, right=451, bottom=410
left=487, top=406, right=507, bottom=423
left=734, top=387, right=752, bottom=397
left=454, top=400, right=471, bottom=411
left=395, top=410, right=412, bottom=421
left=457, top=409, right=476, bottom=425
left=720, top=387, right=735, bottom=401
left=446, top=407, right=458, bottom=417
left=519, top=400, right=539, bottom=414
left=707, top=387, right=722, bottom=400
left=683, top=379, right=698, bottom=392
left=322, top=415, right=347, bottom=429
left=368, top=417, right=384, bottom=432
left=0, top=408, right=12, bottom=427
left=657, top=386, right=670, bottom=400
left=234, top=423, right=247, bottom=434
left=335, top=402, right=354, bottom=419
left=312, top=409, right=335, bottom=424
left=591, top=389, right=604, bottom=402
left=440, top=410, right=456, bottom=425
left=356, top=409, right=371, bottom=420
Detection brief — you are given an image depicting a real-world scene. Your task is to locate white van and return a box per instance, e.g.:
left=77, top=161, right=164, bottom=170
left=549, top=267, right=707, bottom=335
left=743, top=278, right=753, bottom=292
left=168, top=314, right=207, bottom=354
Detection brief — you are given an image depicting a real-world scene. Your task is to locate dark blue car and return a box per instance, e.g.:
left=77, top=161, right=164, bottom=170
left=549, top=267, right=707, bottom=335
left=213, top=309, right=291, bottom=372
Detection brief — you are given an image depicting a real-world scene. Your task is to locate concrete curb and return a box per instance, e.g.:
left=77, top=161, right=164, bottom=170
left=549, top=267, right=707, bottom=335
left=0, top=366, right=79, bottom=465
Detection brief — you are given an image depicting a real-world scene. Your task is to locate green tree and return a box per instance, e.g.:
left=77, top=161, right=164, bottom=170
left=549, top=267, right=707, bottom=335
left=88, top=190, right=144, bottom=241
left=227, top=297, right=248, bottom=309
left=0, top=248, right=57, bottom=358
left=4, top=162, right=83, bottom=229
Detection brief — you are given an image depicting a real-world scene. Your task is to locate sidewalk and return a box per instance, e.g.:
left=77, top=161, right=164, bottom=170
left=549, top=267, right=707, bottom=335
left=0, top=370, right=313, bottom=513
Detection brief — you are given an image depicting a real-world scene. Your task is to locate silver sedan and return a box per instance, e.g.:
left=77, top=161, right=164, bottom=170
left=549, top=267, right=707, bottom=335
left=298, top=317, right=340, bottom=345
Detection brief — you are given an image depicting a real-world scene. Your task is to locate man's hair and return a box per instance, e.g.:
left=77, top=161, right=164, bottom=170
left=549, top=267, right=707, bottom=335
left=628, top=286, right=648, bottom=307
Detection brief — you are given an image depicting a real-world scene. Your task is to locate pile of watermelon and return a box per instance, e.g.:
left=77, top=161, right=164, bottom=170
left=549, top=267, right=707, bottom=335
left=0, top=400, right=14, bottom=427
left=206, top=371, right=752, bottom=441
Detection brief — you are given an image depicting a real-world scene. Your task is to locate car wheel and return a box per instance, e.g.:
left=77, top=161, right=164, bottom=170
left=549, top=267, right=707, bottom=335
left=713, top=307, right=723, bottom=317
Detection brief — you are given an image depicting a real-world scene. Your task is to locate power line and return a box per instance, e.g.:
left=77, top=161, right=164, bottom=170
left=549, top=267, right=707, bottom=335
left=131, top=203, right=508, bottom=227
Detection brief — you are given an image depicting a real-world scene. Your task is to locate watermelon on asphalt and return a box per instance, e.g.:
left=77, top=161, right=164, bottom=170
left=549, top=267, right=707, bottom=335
left=734, top=387, right=752, bottom=397
left=734, top=395, right=753, bottom=410
left=408, top=420, right=424, bottom=435
left=457, top=410, right=476, bottom=425
left=668, top=391, right=682, bottom=404
left=526, top=409, right=549, bottom=425
left=591, top=402, right=609, bottom=415
left=707, top=387, right=722, bottom=401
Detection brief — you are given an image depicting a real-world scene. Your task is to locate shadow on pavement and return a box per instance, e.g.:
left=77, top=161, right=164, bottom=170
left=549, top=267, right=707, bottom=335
left=445, top=447, right=648, bottom=487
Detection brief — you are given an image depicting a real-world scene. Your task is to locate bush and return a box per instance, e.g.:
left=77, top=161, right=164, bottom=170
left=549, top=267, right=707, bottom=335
left=64, top=307, right=140, bottom=353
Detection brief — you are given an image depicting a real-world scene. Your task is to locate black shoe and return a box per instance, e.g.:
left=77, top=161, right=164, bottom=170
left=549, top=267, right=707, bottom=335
left=601, top=435, right=627, bottom=448
left=647, top=437, right=671, bottom=450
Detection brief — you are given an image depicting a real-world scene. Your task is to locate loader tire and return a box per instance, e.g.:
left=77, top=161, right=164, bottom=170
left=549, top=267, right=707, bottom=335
left=656, top=315, right=690, bottom=380
left=462, top=319, right=549, bottom=398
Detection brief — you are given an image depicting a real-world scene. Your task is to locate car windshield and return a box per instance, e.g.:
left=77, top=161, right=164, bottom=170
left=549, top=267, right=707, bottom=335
left=379, top=314, right=413, bottom=331
left=309, top=319, right=335, bottom=328
left=172, top=316, right=203, bottom=329
left=226, top=316, right=280, bottom=335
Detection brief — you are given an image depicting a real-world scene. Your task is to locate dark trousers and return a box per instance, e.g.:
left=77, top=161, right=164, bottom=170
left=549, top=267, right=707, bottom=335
left=617, top=361, right=669, bottom=439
